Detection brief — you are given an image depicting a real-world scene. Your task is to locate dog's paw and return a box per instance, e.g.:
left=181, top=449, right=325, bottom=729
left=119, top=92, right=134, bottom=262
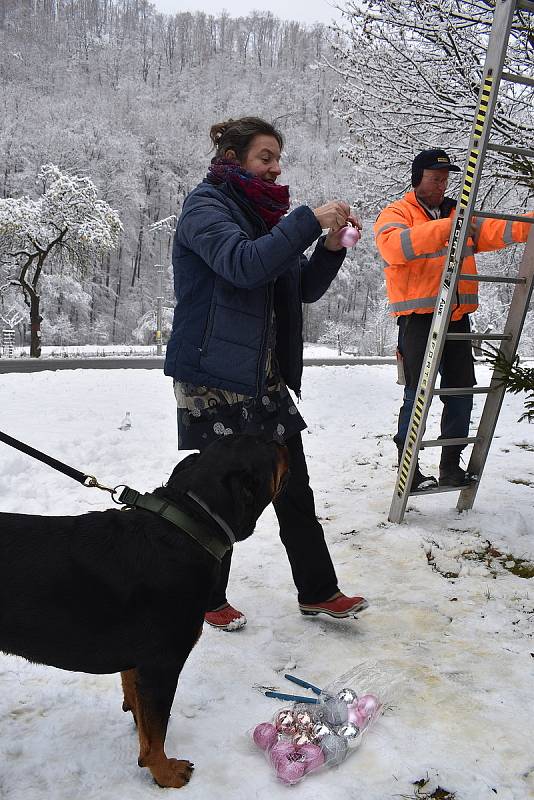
left=151, top=758, right=195, bottom=788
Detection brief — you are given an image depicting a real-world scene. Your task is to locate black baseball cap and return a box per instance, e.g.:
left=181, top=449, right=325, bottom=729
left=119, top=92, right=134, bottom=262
left=411, top=148, right=461, bottom=186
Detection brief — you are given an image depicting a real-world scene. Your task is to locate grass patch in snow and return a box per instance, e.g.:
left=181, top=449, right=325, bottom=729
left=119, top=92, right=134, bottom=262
left=400, top=777, right=457, bottom=799
left=507, top=477, right=534, bottom=487
left=462, top=540, right=534, bottom=579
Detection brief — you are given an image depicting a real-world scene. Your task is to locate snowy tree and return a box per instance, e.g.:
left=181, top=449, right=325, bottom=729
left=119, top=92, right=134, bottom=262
left=0, top=165, right=122, bottom=357
left=329, top=0, right=534, bottom=203
left=319, top=319, right=360, bottom=354
left=132, top=307, right=174, bottom=344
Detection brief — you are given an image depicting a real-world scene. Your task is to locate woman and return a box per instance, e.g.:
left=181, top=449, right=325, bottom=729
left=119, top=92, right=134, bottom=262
left=164, top=116, right=368, bottom=630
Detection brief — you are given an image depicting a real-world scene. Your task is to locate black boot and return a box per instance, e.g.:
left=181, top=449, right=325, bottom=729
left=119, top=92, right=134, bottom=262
left=439, top=446, right=472, bottom=487
left=397, top=447, right=437, bottom=492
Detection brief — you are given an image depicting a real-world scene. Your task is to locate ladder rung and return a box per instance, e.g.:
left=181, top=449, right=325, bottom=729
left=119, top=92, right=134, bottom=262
left=421, top=437, right=478, bottom=448
left=486, top=142, right=534, bottom=160
left=410, top=481, right=478, bottom=497
left=473, top=210, right=534, bottom=223
left=445, top=332, right=511, bottom=341
left=432, top=387, right=492, bottom=395
left=461, top=274, right=526, bottom=284
left=501, top=71, right=534, bottom=88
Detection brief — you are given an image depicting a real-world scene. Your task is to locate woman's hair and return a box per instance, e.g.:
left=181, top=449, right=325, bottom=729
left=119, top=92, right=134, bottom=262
left=209, top=116, right=284, bottom=161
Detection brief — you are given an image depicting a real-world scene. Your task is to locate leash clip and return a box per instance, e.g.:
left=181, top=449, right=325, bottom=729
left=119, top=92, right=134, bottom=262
left=83, top=475, right=115, bottom=494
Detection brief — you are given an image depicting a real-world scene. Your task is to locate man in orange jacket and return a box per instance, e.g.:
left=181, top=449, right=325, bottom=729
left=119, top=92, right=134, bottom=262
left=375, top=148, right=532, bottom=490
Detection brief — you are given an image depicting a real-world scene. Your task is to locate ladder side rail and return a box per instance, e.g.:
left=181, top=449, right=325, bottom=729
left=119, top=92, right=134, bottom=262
left=388, top=265, right=465, bottom=523
left=388, top=0, right=520, bottom=523
left=457, top=231, right=534, bottom=511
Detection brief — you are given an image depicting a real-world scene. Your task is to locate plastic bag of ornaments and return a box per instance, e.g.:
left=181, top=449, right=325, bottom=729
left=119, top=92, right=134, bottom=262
left=251, top=662, right=395, bottom=785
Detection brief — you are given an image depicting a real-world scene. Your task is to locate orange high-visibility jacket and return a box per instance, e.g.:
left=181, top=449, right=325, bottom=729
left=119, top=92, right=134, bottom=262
left=374, top=191, right=532, bottom=321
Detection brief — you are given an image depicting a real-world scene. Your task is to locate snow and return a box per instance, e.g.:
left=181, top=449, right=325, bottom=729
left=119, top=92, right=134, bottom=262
left=6, top=343, right=356, bottom=359
left=1, top=364, right=533, bottom=800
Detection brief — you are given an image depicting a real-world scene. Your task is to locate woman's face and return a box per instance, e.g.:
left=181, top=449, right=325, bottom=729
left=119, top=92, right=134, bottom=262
left=228, top=134, right=282, bottom=183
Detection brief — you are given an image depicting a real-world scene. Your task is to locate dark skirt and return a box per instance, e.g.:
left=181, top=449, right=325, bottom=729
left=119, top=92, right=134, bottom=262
left=174, top=377, right=306, bottom=450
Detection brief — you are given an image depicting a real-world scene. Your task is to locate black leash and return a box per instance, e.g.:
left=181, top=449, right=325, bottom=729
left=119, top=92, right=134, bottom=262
left=0, top=429, right=231, bottom=561
left=0, top=429, right=114, bottom=493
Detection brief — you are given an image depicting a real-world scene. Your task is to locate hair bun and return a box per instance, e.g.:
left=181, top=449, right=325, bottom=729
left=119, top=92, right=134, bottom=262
left=209, top=119, right=234, bottom=147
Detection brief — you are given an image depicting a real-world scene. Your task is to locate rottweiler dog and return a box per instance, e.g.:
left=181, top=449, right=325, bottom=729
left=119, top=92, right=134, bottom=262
left=0, top=434, right=288, bottom=788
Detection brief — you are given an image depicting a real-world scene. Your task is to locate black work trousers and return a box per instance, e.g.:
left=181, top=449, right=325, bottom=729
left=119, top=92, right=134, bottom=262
left=208, top=431, right=339, bottom=610
left=394, top=313, right=476, bottom=449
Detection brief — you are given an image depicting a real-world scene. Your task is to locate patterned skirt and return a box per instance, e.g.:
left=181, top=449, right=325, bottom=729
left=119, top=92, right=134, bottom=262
left=173, top=372, right=306, bottom=450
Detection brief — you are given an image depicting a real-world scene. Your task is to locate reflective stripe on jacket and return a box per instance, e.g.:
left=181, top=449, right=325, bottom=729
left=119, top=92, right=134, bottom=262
left=374, top=191, right=532, bottom=321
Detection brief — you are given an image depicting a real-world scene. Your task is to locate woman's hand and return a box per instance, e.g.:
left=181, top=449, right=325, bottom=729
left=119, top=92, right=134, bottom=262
left=313, top=200, right=351, bottom=231
left=318, top=206, right=362, bottom=252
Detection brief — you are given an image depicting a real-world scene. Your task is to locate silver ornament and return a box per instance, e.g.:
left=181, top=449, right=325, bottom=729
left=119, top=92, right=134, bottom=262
left=337, top=723, right=361, bottom=740
left=292, top=730, right=313, bottom=746
left=295, top=710, right=313, bottom=729
left=311, top=721, right=333, bottom=741
left=320, top=697, right=348, bottom=727
left=319, top=734, right=348, bottom=767
left=275, top=709, right=297, bottom=736
left=336, top=687, right=357, bottom=705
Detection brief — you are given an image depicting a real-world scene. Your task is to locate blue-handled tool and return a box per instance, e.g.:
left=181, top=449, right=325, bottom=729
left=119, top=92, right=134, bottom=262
left=284, top=674, right=324, bottom=695
left=264, top=691, right=320, bottom=704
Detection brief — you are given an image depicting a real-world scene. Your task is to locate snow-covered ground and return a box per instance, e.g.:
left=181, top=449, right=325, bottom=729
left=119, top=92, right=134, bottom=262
left=0, top=364, right=533, bottom=800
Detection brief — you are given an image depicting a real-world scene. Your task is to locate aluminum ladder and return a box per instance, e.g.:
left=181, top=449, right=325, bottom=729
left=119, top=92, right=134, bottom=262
left=389, top=0, right=534, bottom=523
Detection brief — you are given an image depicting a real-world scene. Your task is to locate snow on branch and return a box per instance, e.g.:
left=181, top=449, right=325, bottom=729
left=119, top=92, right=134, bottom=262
left=328, top=0, right=534, bottom=201
left=0, top=164, right=122, bottom=356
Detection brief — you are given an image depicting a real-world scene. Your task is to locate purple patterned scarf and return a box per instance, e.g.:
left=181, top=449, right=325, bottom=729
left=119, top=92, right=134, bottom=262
left=207, top=158, right=290, bottom=230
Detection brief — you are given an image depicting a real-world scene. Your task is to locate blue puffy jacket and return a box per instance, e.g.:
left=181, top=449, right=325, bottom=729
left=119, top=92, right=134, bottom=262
left=164, top=179, right=345, bottom=397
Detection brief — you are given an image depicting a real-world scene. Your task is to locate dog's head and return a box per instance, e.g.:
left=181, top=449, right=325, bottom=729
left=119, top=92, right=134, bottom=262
left=163, top=435, right=289, bottom=542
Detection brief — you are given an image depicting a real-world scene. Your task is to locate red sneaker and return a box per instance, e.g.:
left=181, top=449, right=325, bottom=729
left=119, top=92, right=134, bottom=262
left=204, top=603, right=247, bottom=631
left=299, top=592, right=369, bottom=618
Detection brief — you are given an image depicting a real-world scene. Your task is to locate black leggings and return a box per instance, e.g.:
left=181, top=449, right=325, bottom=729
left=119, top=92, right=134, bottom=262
left=208, top=431, right=339, bottom=610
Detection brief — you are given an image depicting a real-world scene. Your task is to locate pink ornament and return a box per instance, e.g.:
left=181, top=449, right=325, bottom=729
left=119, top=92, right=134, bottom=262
left=269, top=740, right=296, bottom=769
left=253, top=722, right=278, bottom=751
left=276, top=756, right=306, bottom=785
left=347, top=703, right=362, bottom=726
left=356, top=693, right=380, bottom=719
left=297, top=743, right=325, bottom=774
left=274, top=709, right=297, bottom=735
left=339, top=226, right=361, bottom=247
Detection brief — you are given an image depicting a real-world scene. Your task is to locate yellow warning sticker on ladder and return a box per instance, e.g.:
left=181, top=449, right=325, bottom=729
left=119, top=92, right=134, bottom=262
left=460, top=75, right=494, bottom=208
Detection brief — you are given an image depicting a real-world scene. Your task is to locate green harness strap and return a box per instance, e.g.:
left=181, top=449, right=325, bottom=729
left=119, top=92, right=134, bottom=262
left=117, top=487, right=230, bottom=563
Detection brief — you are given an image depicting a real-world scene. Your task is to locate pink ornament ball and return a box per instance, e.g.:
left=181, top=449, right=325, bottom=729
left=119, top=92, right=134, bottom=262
left=253, top=722, right=278, bottom=751
left=339, top=226, right=361, bottom=247
left=298, top=743, right=325, bottom=774
left=356, top=693, right=380, bottom=719
left=269, top=740, right=296, bottom=769
left=276, top=756, right=306, bottom=785
left=347, top=703, right=368, bottom=728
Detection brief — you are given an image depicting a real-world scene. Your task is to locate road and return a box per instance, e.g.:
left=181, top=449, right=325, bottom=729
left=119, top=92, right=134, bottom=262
left=0, top=356, right=395, bottom=373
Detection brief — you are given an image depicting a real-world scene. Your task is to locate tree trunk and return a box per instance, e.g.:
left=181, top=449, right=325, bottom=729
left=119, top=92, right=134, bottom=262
left=30, top=293, right=42, bottom=358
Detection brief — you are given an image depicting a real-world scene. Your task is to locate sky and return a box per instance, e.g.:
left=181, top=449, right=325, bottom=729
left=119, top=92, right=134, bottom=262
left=150, top=0, right=343, bottom=25
left=1, top=352, right=534, bottom=798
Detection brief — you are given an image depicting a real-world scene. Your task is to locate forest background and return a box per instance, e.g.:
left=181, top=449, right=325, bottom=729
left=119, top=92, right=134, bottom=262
left=0, top=0, right=532, bottom=355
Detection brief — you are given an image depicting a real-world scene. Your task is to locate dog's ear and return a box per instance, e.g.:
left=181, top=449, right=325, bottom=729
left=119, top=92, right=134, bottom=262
left=167, top=453, right=201, bottom=482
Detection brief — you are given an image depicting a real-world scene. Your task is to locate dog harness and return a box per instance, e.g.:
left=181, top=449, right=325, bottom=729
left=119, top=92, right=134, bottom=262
left=117, top=486, right=233, bottom=562
left=0, top=428, right=234, bottom=563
